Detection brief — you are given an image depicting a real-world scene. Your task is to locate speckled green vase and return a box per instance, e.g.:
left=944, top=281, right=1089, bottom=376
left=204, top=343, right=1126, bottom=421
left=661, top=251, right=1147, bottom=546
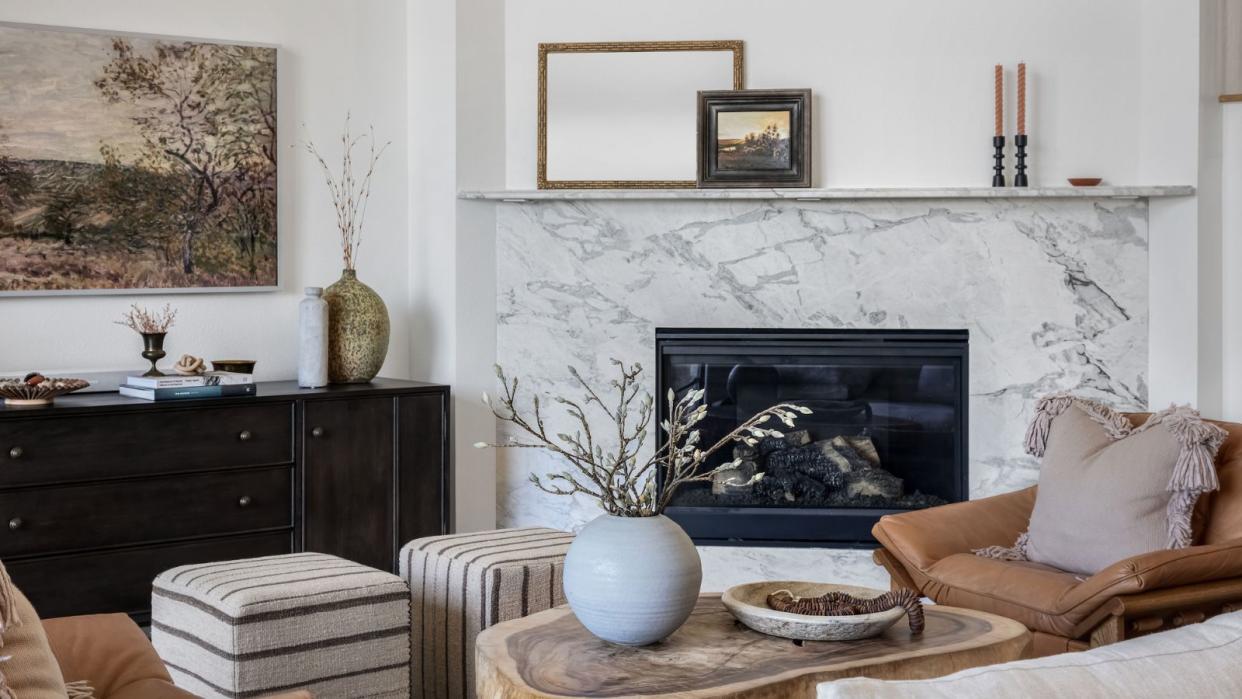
left=323, top=268, right=389, bottom=383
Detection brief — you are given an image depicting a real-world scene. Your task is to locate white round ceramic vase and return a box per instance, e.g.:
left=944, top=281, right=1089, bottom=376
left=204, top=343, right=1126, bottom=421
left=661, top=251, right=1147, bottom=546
left=562, top=513, right=702, bottom=646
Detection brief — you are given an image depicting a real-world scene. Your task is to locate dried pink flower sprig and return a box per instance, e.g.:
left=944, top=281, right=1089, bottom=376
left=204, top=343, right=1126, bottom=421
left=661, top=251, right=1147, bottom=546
left=301, top=114, right=391, bottom=271
left=474, top=360, right=812, bottom=517
left=115, top=303, right=177, bottom=334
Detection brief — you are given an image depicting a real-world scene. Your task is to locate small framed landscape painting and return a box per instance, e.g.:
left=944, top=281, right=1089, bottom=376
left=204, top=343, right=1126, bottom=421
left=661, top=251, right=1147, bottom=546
left=0, top=22, right=277, bottom=295
left=697, top=89, right=811, bottom=188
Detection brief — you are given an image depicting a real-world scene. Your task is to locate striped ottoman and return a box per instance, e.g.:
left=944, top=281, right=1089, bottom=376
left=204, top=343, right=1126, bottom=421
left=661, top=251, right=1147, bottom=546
left=152, top=552, right=411, bottom=698
left=402, top=527, right=574, bottom=699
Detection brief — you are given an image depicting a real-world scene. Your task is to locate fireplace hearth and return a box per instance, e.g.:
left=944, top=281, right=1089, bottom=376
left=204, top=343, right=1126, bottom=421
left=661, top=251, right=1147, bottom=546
left=657, top=328, right=968, bottom=547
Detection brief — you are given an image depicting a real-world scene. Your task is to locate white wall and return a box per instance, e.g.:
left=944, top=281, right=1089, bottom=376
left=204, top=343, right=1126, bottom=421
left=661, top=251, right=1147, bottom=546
left=409, top=0, right=505, bottom=532
left=0, top=0, right=411, bottom=383
left=1223, top=103, right=1242, bottom=420
left=508, top=0, right=1173, bottom=189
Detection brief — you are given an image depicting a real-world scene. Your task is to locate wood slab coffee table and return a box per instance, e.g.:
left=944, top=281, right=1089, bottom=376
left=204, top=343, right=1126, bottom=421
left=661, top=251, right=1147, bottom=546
left=476, top=593, right=1030, bottom=698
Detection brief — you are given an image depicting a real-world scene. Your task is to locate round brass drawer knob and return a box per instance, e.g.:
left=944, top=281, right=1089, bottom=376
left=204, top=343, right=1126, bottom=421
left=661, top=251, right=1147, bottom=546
left=8, top=446, right=22, bottom=459
left=238, top=430, right=253, bottom=442
left=311, top=427, right=325, bottom=438
left=238, top=496, right=252, bottom=508
left=8, top=518, right=22, bottom=530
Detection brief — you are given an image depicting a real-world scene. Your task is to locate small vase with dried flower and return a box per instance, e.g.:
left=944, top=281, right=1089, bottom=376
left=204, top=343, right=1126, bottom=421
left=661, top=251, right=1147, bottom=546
left=115, top=304, right=177, bottom=377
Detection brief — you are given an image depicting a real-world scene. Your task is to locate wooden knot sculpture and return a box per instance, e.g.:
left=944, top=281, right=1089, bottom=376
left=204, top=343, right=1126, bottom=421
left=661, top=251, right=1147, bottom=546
left=766, top=588, right=925, bottom=635
left=174, top=354, right=206, bottom=376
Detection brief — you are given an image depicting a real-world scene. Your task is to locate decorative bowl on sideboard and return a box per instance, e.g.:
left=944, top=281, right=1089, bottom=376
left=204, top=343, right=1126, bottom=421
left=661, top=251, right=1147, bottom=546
left=722, top=581, right=906, bottom=641
left=0, top=377, right=91, bottom=407
left=211, top=360, right=257, bottom=374
left=1068, top=177, right=1103, bottom=187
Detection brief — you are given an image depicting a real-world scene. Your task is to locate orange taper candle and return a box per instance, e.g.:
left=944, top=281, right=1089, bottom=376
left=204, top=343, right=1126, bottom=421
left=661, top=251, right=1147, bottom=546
left=994, top=64, right=1003, bottom=137
left=1017, top=62, right=1026, bottom=135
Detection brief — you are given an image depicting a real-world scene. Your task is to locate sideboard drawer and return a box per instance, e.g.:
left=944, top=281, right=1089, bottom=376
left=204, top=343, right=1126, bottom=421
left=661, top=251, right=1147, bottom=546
left=0, top=466, right=292, bottom=557
left=0, top=403, right=292, bottom=487
left=8, top=531, right=292, bottom=620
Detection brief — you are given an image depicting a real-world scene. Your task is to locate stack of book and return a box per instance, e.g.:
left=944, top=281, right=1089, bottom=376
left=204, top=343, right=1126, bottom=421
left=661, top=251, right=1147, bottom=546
left=118, top=372, right=256, bottom=401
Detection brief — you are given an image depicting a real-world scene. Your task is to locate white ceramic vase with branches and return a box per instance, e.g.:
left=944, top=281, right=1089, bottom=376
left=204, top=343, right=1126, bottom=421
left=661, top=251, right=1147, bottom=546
left=476, top=360, right=811, bottom=645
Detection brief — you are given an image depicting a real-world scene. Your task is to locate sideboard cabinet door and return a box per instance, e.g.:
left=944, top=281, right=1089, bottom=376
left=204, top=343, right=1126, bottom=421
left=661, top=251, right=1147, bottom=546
left=303, top=397, right=395, bottom=570
left=398, top=393, right=450, bottom=545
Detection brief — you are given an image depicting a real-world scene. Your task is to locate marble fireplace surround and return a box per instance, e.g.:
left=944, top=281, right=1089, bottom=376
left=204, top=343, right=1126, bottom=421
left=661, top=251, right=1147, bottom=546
left=489, top=192, right=1153, bottom=590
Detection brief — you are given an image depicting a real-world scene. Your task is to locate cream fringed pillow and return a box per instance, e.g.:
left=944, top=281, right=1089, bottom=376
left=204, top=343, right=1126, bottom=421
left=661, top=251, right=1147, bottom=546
left=975, top=395, right=1227, bottom=576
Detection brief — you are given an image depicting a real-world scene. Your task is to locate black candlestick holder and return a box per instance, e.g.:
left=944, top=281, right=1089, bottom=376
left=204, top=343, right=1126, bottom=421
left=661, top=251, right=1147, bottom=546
left=1014, top=134, right=1029, bottom=187
left=992, top=136, right=1006, bottom=187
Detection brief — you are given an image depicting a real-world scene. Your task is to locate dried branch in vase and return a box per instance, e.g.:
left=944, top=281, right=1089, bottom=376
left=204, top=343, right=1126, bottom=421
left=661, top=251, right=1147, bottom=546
left=114, top=303, right=177, bottom=334
left=474, top=360, right=812, bottom=517
left=300, top=113, right=391, bottom=271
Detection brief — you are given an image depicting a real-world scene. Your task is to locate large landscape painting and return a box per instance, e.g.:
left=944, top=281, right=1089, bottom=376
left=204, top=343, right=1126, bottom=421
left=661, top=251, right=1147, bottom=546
left=0, top=24, right=276, bottom=293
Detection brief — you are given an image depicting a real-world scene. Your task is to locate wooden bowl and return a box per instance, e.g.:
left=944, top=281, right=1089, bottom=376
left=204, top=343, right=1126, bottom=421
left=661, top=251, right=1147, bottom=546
left=0, top=377, right=90, bottom=407
left=211, top=360, right=256, bottom=374
left=1067, top=178, right=1103, bottom=187
left=722, top=581, right=905, bottom=641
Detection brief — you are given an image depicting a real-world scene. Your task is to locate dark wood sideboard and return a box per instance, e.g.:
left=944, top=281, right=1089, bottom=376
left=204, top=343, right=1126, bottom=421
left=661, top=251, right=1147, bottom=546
left=0, top=378, right=451, bottom=623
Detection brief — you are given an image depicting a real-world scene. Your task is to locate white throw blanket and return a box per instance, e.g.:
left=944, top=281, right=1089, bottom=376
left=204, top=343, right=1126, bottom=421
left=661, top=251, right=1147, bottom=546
left=818, top=611, right=1242, bottom=699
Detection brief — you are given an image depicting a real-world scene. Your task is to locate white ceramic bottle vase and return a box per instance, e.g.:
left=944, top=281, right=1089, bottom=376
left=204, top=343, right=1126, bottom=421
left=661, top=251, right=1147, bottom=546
left=298, top=287, right=329, bottom=388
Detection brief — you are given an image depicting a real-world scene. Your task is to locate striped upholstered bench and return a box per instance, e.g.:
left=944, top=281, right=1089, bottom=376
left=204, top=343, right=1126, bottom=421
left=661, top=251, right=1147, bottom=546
left=401, top=527, right=574, bottom=699
left=151, top=552, right=411, bottom=698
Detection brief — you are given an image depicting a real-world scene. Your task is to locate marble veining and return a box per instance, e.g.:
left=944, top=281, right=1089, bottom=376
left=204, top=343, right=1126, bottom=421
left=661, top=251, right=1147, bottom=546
left=494, top=197, right=1148, bottom=588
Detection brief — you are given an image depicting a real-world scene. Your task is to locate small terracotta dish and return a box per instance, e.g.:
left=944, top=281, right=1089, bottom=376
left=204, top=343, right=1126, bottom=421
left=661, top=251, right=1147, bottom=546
left=1067, top=178, right=1103, bottom=187
left=211, top=360, right=257, bottom=374
left=0, top=377, right=90, bottom=407
left=722, top=581, right=905, bottom=641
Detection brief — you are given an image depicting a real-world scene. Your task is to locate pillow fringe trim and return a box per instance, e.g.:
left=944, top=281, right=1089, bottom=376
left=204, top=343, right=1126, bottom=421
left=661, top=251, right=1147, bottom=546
left=65, top=680, right=95, bottom=699
left=1144, top=405, right=1227, bottom=548
left=1024, top=392, right=1131, bottom=458
left=974, top=531, right=1030, bottom=561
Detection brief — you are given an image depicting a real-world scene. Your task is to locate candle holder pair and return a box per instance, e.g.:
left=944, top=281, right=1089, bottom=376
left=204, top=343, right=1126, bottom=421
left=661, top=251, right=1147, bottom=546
left=992, top=135, right=1029, bottom=187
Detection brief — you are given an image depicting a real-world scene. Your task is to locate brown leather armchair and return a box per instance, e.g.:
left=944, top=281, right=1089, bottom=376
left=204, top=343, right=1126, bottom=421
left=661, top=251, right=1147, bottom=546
left=44, top=614, right=198, bottom=699
left=42, top=612, right=312, bottom=699
left=872, top=415, right=1242, bottom=657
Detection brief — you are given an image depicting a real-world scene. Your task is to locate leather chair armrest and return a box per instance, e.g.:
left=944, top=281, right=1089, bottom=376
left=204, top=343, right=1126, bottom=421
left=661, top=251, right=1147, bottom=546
left=108, top=678, right=199, bottom=699
left=872, top=487, right=1037, bottom=571
left=43, top=614, right=182, bottom=698
left=1075, top=538, right=1242, bottom=600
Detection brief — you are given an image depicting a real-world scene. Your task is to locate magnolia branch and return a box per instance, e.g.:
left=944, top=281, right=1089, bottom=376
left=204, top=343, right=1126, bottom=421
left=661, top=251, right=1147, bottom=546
left=475, top=361, right=811, bottom=517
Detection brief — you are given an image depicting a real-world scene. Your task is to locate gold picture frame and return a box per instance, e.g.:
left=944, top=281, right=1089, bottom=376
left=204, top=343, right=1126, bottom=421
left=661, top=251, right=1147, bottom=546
left=537, top=40, right=744, bottom=189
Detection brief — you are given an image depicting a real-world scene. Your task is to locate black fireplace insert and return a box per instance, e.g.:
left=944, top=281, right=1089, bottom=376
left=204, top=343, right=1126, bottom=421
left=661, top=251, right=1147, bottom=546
left=656, top=328, right=968, bottom=547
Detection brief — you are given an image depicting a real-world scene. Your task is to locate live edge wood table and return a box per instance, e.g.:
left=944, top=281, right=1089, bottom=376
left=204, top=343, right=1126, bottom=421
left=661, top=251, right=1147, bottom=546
left=476, top=594, right=1031, bottom=698
left=0, top=378, right=450, bottom=624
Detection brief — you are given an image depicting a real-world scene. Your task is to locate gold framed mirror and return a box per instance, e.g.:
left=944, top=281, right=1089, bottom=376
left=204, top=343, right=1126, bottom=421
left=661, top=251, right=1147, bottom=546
left=537, top=40, right=744, bottom=189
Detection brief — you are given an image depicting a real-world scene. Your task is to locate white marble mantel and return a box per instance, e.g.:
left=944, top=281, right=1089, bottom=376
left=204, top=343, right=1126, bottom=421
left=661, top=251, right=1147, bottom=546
left=489, top=192, right=1156, bottom=591
left=460, top=185, right=1193, bottom=201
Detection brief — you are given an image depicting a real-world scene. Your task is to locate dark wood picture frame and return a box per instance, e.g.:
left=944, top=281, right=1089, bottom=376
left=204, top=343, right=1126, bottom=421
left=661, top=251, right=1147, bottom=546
left=697, top=89, right=812, bottom=188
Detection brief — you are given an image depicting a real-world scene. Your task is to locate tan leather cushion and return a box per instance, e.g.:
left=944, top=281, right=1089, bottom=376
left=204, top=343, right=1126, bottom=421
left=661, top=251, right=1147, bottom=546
left=43, top=613, right=185, bottom=699
left=917, top=538, right=1242, bottom=638
left=922, top=554, right=1087, bottom=637
left=1026, top=404, right=1184, bottom=575
left=874, top=488, right=1037, bottom=572
left=2, top=584, right=69, bottom=698
left=1202, top=420, right=1242, bottom=544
